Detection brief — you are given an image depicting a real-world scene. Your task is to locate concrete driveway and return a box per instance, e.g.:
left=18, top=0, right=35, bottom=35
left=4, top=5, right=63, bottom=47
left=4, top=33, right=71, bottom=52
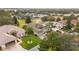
left=2, top=44, right=27, bottom=51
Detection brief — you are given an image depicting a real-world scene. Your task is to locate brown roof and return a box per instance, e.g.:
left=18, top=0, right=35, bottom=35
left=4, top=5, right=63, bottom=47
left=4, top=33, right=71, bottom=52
left=0, top=31, right=17, bottom=46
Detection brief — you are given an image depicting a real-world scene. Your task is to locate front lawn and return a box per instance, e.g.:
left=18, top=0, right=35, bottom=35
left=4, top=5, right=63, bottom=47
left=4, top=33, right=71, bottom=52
left=21, top=35, right=41, bottom=50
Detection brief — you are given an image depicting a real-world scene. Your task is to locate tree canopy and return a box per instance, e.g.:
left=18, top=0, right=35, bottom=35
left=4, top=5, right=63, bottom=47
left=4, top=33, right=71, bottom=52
left=39, top=31, right=76, bottom=51
left=25, top=16, right=31, bottom=23
left=12, top=16, right=19, bottom=26
left=25, top=27, right=34, bottom=35
left=74, top=23, right=79, bottom=32
left=0, top=10, right=14, bottom=26
left=41, top=16, right=55, bottom=22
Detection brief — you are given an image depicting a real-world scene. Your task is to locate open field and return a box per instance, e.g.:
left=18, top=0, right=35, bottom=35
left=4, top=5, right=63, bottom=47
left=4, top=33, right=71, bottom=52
left=18, top=19, right=25, bottom=28
left=31, top=18, right=42, bottom=24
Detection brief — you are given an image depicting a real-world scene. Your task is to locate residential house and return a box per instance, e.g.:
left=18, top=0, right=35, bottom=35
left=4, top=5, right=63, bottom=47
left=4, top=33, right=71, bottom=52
left=0, top=25, right=25, bottom=38
left=0, top=31, right=21, bottom=50
left=33, top=24, right=47, bottom=39
left=53, top=21, right=66, bottom=29
left=26, top=23, right=46, bottom=39
left=0, top=25, right=25, bottom=50
left=71, top=19, right=78, bottom=26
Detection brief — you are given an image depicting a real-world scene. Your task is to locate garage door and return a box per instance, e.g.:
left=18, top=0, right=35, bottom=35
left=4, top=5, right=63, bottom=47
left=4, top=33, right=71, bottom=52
left=0, top=47, right=2, bottom=50
left=6, top=40, right=15, bottom=47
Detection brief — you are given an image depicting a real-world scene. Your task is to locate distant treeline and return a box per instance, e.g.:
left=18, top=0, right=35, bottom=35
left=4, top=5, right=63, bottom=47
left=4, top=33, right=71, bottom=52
left=1, top=8, right=79, bottom=14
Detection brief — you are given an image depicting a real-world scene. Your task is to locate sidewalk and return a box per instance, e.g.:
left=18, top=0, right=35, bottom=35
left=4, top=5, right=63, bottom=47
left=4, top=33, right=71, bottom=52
left=30, top=45, right=39, bottom=51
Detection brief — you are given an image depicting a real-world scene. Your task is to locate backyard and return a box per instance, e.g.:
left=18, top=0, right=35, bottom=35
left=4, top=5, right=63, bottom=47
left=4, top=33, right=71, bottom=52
left=21, top=35, right=41, bottom=50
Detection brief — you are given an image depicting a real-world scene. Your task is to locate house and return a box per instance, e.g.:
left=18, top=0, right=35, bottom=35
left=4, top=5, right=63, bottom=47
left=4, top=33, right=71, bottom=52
left=71, top=19, right=78, bottom=26
left=53, top=21, right=66, bottom=29
left=32, top=13, right=48, bottom=18
left=0, top=25, right=25, bottom=38
left=34, top=24, right=47, bottom=39
left=0, top=25, right=24, bottom=50
left=26, top=23, right=46, bottom=39
left=52, top=28, right=59, bottom=31
left=0, top=31, right=21, bottom=50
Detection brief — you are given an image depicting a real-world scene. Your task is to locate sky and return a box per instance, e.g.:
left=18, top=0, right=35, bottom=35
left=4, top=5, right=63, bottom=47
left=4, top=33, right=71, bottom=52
left=0, top=0, right=79, bottom=8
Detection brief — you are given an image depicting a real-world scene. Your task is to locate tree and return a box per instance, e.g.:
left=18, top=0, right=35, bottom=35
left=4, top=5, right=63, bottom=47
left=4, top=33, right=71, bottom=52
left=25, top=16, right=31, bottom=23
left=12, top=16, right=19, bottom=26
left=39, top=31, right=75, bottom=51
left=0, top=10, right=14, bottom=26
left=63, top=15, right=75, bottom=31
left=56, top=17, right=61, bottom=22
left=22, top=25, right=27, bottom=30
left=48, top=16, right=55, bottom=21
left=65, top=19, right=73, bottom=30
left=41, top=16, right=48, bottom=22
left=74, top=23, right=79, bottom=33
left=59, top=34, right=75, bottom=51
left=63, top=16, right=69, bottom=20
left=39, top=32, right=61, bottom=51
left=25, top=27, right=34, bottom=35
left=69, top=14, right=76, bottom=20
left=41, top=16, right=55, bottom=22
left=67, top=20, right=72, bottom=29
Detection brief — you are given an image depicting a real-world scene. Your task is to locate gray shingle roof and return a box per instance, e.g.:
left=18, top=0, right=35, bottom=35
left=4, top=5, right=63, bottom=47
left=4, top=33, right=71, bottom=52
left=0, top=25, right=25, bottom=33
left=0, top=31, right=17, bottom=46
left=0, top=25, right=25, bottom=46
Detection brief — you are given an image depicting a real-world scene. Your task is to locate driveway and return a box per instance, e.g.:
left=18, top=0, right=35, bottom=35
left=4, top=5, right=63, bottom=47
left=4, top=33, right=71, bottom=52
left=2, top=44, right=27, bottom=51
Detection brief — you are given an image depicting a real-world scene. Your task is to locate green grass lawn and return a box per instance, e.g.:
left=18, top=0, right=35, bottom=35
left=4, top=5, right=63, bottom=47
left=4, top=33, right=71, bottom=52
left=18, top=19, right=25, bottom=28
left=18, top=18, right=42, bottom=28
left=21, top=35, right=41, bottom=50
left=31, top=18, right=42, bottom=23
